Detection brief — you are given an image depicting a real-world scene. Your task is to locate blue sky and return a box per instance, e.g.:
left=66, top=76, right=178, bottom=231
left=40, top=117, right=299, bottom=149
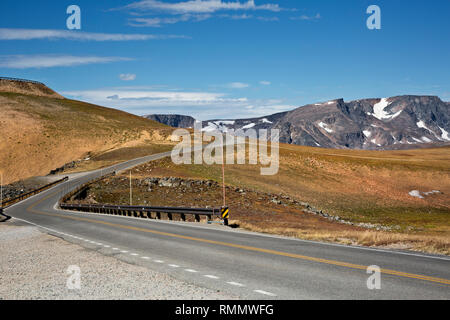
left=0, top=0, right=449, bottom=119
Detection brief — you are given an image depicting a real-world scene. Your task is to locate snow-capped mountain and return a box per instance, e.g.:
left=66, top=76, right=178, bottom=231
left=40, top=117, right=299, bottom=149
left=144, top=95, right=450, bottom=150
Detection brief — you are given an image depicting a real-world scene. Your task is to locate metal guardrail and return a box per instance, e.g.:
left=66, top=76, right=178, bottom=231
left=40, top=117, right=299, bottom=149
left=58, top=171, right=229, bottom=225
left=60, top=203, right=229, bottom=225
left=1, top=176, right=69, bottom=208
left=60, top=172, right=116, bottom=203
left=0, top=77, right=45, bottom=86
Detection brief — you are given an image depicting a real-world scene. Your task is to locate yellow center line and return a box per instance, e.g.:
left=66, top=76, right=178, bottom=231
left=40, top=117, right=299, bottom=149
left=27, top=189, right=450, bottom=286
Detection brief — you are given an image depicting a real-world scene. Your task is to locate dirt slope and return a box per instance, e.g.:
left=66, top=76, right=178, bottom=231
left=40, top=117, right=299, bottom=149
left=0, top=80, right=173, bottom=184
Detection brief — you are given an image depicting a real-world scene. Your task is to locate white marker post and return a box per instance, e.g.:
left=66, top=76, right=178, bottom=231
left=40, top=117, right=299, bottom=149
left=222, top=143, right=226, bottom=208
left=129, top=171, right=132, bottom=206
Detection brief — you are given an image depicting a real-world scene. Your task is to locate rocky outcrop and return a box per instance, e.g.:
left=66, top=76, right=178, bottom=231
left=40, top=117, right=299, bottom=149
left=143, top=177, right=219, bottom=191
left=144, top=114, right=195, bottom=128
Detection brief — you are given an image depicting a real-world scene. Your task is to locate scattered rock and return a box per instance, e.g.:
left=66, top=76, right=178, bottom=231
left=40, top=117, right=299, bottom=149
left=271, top=199, right=282, bottom=205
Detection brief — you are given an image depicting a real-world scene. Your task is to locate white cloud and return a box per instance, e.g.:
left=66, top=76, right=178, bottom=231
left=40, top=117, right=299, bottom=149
left=220, top=13, right=253, bottom=20
left=120, top=74, right=137, bottom=81
left=129, top=12, right=278, bottom=27
left=259, top=81, right=271, bottom=85
left=0, top=28, right=187, bottom=41
left=228, top=82, right=250, bottom=89
left=62, top=86, right=294, bottom=119
left=290, top=13, right=321, bottom=21
left=122, top=1, right=287, bottom=27
left=124, top=0, right=283, bottom=14
left=0, top=55, right=131, bottom=69
left=129, top=13, right=211, bottom=27
left=64, top=89, right=233, bottom=104
left=64, top=88, right=248, bottom=118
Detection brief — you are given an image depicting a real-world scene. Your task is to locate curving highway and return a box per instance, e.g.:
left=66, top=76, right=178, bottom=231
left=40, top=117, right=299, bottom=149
left=4, top=150, right=450, bottom=299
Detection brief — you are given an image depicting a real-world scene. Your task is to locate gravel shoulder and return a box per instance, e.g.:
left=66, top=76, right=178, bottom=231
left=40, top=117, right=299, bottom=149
left=0, top=221, right=236, bottom=300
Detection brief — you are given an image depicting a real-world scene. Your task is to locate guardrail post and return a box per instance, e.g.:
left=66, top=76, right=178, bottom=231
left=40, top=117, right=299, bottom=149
left=194, top=214, right=200, bottom=222
left=156, top=212, right=161, bottom=220
left=180, top=213, right=186, bottom=221
left=206, top=214, right=211, bottom=222
left=167, top=213, right=173, bottom=221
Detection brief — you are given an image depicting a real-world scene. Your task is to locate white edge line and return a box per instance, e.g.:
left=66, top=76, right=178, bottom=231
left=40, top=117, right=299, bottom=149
left=254, top=290, right=277, bottom=297
left=227, top=281, right=245, bottom=287
left=184, top=269, right=198, bottom=273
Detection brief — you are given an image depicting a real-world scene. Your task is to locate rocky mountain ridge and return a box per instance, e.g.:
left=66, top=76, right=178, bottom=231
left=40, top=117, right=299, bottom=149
left=144, top=95, right=450, bottom=150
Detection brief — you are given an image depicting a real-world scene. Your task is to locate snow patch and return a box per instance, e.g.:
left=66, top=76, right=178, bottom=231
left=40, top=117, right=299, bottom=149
left=371, top=139, right=381, bottom=147
left=416, top=120, right=427, bottom=130
left=318, top=122, right=333, bottom=133
left=371, top=98, right=402, bottom=120
left=421, top=137, right=432, bottom=143
left=260, top=118, right=273, bottom=124
left=363, top=130, right=372, bottom=138
left=439, top=127, right=450, bottom=141
left=242, top=123, right=256, bottom=129
left=417, top=121, right=442, bottom=141
left=202, top=121, right=234, bottom=133
left=217, top=120, right=235, bottom=125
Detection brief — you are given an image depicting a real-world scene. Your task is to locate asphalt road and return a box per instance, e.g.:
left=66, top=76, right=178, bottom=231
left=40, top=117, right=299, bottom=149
left=3, top=150, right=450, bottom=299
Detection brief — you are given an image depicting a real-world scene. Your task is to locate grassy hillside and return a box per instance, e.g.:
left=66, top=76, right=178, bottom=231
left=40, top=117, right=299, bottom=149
left=82, top=143, right=450, bottom=254
left=0, top=90, right=175, bottom=184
